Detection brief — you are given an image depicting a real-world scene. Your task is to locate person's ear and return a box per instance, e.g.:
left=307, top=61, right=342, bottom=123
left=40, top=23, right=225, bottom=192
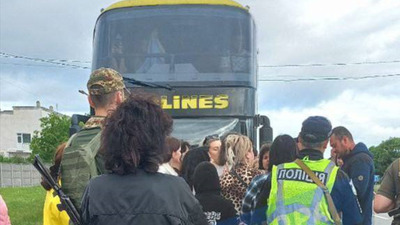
left=116, top=91, right=124, bottom=104
left=342, top=136, right=349, bottom=147
left=246, top=149, right=253, bottom=159
left=322, top=140, right=329, bottom=149
left=88, top=95, right=95, bottom=108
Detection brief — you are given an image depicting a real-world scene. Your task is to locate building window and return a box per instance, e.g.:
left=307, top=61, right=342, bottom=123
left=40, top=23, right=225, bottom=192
left=17, top=133, right=31, bottom=144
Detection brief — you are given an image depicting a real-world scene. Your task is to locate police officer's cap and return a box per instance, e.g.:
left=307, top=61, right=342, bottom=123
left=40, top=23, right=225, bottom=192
left=300, top=116, right=332, bottom=143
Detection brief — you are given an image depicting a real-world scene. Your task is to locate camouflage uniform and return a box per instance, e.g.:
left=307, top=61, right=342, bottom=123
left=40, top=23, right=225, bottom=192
left=86, top=67, right=125, bottom=96
left=83, top=116, right=105, bottom=129
left=61, top=68, right=125, bottom=214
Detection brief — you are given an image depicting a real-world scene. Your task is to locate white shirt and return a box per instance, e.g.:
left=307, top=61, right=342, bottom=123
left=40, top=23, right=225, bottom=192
left=158, top=163, right=178, bottom=176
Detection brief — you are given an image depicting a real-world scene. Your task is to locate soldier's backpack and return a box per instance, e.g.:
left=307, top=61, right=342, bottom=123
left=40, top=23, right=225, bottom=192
left=61, top=130, right=102, bottom=211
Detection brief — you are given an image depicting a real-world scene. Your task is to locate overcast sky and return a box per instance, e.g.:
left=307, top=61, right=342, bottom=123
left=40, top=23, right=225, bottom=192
left=1, top=0, right=399, bottom=150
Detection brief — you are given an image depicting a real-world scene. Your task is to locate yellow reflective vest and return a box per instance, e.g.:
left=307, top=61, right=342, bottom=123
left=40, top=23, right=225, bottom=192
left=267, top=158, right=339, bottom=224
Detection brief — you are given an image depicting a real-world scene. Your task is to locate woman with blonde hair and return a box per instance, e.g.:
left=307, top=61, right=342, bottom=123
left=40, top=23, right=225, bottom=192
left=219, top=134, right=263, bottom=214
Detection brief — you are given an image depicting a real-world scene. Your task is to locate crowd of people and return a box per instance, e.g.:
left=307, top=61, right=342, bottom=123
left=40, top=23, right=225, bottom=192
left=29, top=67, right=399, bottom=225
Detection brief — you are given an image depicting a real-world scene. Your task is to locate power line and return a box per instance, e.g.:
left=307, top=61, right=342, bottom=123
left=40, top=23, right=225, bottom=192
left=2, top=51, right=399, bottom=69
left=0, top=77, right=39, bottom=98
left=2, top=61, right=399, bottom=82
left=0, top=62, right=69, bottom=68
left=259, top=60, right=400, bottom=68
left=0, top=52, right=91, bottom=64
left=0, top=52, right=90, bottom=70
left=258, top=73, right=400, bottom=82
left=2, top=52, right=400, bottom=82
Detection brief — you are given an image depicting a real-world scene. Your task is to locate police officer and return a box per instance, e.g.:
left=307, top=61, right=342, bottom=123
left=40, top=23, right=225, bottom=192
left=264, top=116, right=362, bottom=225
left=61, top=68, right=126, bottom=212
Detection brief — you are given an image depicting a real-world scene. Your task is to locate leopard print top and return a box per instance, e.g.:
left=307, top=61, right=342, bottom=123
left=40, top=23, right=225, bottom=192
left=220, top=164, right=263, bottom=214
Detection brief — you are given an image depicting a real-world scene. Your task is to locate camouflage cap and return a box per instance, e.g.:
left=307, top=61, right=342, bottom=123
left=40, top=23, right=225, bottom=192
left=87, top=68, right=125, bottom=95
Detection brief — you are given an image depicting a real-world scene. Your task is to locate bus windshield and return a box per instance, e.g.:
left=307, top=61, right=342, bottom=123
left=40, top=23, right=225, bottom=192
left=172, top=118, right=240, bottom=146
left=93, top=5, right=254, bottom=83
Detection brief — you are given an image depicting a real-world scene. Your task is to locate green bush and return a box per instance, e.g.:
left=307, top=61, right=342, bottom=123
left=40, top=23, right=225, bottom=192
left=0, top=156, right=31, bottom=164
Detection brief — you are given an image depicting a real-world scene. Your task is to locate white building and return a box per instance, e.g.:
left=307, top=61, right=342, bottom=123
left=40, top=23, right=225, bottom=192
left=0, top=101, right=61, bottom=158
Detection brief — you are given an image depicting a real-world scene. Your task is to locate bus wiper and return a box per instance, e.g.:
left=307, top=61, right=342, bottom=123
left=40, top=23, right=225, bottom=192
left=123, top=77, right=173, bottom=91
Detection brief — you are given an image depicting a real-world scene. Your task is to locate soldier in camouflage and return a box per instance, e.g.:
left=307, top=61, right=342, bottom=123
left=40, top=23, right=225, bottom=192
left=84, top=67, right=126, bottom=129
left=61, top=68, right=126, bottom=215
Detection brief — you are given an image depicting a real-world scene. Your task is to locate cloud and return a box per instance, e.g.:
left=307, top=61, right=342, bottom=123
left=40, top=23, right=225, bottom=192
left=0, top=0, right=115, bottom=60
left=258, top=72, right=400, bottom=110
left=245, top=0, right=400, bottom=65
left=0, top=62, right=89, bottom=114
left=260, top=89, right=400, bottom=149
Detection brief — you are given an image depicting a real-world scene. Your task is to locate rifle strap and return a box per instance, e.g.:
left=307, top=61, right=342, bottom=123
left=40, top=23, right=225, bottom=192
left=66, top=133, right=77, bottom=148
left=294, top=159, right=342, bottom=225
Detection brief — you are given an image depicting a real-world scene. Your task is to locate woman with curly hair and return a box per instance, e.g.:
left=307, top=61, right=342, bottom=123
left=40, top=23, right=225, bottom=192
left=80, top=94, right=207, bottom=225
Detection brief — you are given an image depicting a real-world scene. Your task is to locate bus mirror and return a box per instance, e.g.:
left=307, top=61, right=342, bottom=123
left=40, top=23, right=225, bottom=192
left=70, top=114, right=90, bottom=136
left=259, top=115, right=273, bottom=147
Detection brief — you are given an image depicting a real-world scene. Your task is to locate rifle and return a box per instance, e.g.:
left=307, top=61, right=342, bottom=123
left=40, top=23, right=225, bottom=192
left=33, top=154, right=82, bottom=225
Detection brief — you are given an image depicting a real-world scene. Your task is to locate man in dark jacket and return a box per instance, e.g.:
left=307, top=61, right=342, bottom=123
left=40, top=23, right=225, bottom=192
left=330, top=126, right=375, bottom=225
left=193, top=162, right=238, bottom=225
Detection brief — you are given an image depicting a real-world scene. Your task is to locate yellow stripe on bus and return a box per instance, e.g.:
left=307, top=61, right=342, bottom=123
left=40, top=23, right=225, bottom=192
left=103, top=0, right=247, bottom=13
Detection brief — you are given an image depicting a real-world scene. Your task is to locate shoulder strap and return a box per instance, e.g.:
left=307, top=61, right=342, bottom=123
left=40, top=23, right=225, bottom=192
left=65, top=133, right=77, bottom=148
left=88, top=131, right=102, bottom=156
left=294, top=159, right=342, bottom=225
left=230, top=168, right=248, bottom=188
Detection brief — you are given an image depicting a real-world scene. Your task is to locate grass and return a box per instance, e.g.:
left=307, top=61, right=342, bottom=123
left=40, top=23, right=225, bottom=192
left=0, top=186, right=45, bottom=225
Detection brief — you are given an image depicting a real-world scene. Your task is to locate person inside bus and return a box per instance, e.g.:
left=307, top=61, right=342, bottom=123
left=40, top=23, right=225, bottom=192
left=229, top=34, right=249, bottom=73
left=110, top=33, right=127, bottom=73
left=136, top=29, right=167, bottom=73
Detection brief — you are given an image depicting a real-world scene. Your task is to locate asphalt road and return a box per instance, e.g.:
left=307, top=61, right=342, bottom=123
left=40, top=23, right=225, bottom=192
left=373, top=213, right=392, bottom=225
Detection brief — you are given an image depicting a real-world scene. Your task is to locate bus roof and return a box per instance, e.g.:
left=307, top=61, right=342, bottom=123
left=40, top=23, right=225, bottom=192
left=103, top=0, right=247, bottom=13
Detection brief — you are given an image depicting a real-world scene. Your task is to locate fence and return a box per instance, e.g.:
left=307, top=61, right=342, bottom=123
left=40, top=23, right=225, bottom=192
left=0, top=163, right=42, bottom=187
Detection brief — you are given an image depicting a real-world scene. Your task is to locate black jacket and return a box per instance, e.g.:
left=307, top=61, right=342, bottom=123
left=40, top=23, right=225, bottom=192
left=193, top=162, right=238, bottom=225
left=81, top=169, right=208, bottom=225
left=342, top=143, right=374, bottom=225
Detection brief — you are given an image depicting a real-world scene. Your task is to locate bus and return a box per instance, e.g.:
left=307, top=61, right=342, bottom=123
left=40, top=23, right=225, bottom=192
left=90, top=0, right=272, bottom=147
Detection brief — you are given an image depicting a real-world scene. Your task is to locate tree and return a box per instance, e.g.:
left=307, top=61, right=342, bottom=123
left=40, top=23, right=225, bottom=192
left=30, top=113, right=70, bottom=162
left=370, top=137, right=400, bottom=176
